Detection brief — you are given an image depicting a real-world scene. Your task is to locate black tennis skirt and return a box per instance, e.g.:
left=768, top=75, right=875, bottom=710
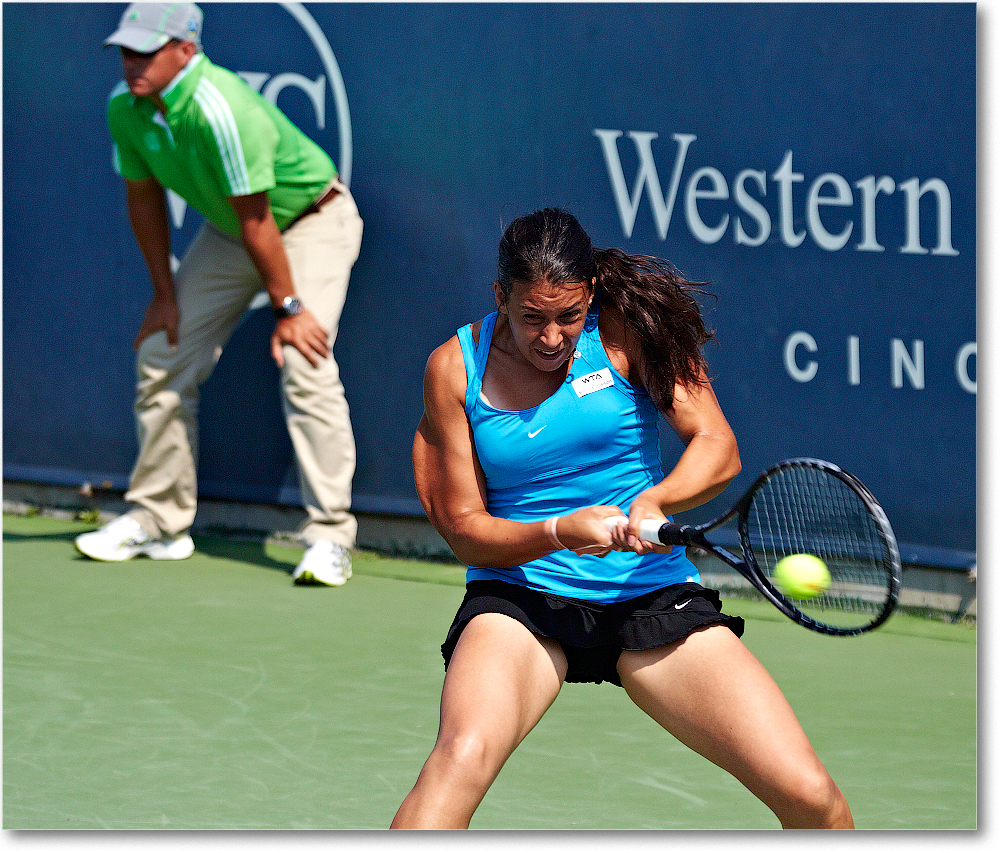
left=441, top=579, right=745, bottom=687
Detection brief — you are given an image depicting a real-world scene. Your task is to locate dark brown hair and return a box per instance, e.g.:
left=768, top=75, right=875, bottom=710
left=497, top=208, right=716, bottom=411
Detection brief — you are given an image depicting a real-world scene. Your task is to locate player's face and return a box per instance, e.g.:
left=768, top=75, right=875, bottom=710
left=120, top=41, right=193, bottom=99
left=496, top=278, right=595, bottom=372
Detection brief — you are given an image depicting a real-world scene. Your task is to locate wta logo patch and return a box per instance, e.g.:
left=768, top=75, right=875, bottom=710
left=572, top=368, right=614, bottom=398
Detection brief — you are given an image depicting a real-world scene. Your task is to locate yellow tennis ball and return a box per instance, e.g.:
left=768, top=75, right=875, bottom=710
left=773, top=553, right=830, bottom=599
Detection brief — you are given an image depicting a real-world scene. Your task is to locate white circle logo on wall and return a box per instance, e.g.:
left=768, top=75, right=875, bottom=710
left=275, top=2, right=353, bottom=186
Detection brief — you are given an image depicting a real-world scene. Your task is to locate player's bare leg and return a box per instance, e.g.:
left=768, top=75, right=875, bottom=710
left=391, top=613, right=568, bottom=828
left=618, top=625, right=854, bottom=829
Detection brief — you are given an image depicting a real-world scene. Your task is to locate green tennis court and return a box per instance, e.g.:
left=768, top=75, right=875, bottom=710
left=3, top=512, right=976, bottom=830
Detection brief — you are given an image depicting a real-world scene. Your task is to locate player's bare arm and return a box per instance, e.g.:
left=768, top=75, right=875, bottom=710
left=414, top=336, right=618, bottom=567
left=228, top=191, right=329, bottom=369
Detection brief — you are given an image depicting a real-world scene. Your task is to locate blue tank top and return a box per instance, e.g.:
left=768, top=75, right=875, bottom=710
left=459, top=306, right=699, bottom=602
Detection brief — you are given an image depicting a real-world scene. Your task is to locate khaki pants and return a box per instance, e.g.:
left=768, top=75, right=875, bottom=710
left=126, top=180, right=363, bottom=548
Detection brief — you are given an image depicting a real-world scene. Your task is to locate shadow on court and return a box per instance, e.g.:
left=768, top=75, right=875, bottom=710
left=3, top=513, right=976, bottom=830
left=5, top=521, right=302, bottom=576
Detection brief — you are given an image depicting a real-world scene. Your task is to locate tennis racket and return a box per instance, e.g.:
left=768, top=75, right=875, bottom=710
left=609, top=458, right=902, bottom=635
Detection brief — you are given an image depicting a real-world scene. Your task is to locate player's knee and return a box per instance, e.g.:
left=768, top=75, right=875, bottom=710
left=430, top=729, right=505, bottom=790
left=780, top=769, right=852, bottom=828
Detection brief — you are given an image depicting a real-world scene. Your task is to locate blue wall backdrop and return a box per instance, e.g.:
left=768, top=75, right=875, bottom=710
left=3, top=3, right=976, bottom=567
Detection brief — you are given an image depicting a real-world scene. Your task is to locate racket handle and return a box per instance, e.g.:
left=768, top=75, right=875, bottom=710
left=601, top=517, right=685, bottom=544
left=637, top=519, right=665, bottom=542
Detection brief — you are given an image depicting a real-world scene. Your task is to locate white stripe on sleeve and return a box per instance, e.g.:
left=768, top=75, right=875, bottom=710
left=194, top=79, right=252, bottom=195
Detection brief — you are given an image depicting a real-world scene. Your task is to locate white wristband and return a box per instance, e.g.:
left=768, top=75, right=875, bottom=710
left=545, top=516, right=568, bottom=550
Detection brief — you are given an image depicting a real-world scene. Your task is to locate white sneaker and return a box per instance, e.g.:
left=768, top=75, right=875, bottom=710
left=75, top=515, right=195, bottom=562
left=292, top=540, right=353, bottom=586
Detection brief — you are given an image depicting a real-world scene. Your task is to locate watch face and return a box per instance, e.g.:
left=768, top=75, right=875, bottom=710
left=281, top=296, right=303, bottom=316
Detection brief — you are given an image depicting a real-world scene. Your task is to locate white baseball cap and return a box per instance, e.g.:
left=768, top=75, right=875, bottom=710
left=104, top=3, right=203, bottom=53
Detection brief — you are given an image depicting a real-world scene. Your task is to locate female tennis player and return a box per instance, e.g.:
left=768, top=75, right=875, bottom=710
left=391, top=209, right=854, bottom=829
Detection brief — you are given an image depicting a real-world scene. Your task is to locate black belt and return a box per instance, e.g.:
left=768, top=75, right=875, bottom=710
left=285, top=184, right=340, bottom=230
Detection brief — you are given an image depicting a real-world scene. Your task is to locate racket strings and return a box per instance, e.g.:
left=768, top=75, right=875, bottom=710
left=744, top=464, right=895, bottom=631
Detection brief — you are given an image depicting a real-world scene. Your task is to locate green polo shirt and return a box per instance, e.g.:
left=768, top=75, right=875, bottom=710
left=108, top=53, right=336, bottom=237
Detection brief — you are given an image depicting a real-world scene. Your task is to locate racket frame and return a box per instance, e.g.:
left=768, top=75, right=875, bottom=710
left=639, top=458, right=902, bottom=635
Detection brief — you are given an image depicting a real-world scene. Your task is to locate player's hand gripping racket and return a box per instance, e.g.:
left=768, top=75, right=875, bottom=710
left=611, top=458, right=902, bottom=635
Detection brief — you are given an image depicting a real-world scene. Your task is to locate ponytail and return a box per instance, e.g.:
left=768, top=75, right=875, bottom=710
left=593, top=247, right=716, bottom=412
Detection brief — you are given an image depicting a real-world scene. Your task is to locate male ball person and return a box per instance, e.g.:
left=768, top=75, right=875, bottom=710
left=76, top=4, right=364, bottom=586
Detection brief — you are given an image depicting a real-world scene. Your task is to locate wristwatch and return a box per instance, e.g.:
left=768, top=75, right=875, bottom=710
left=274, top=296, right=304, bottom=318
